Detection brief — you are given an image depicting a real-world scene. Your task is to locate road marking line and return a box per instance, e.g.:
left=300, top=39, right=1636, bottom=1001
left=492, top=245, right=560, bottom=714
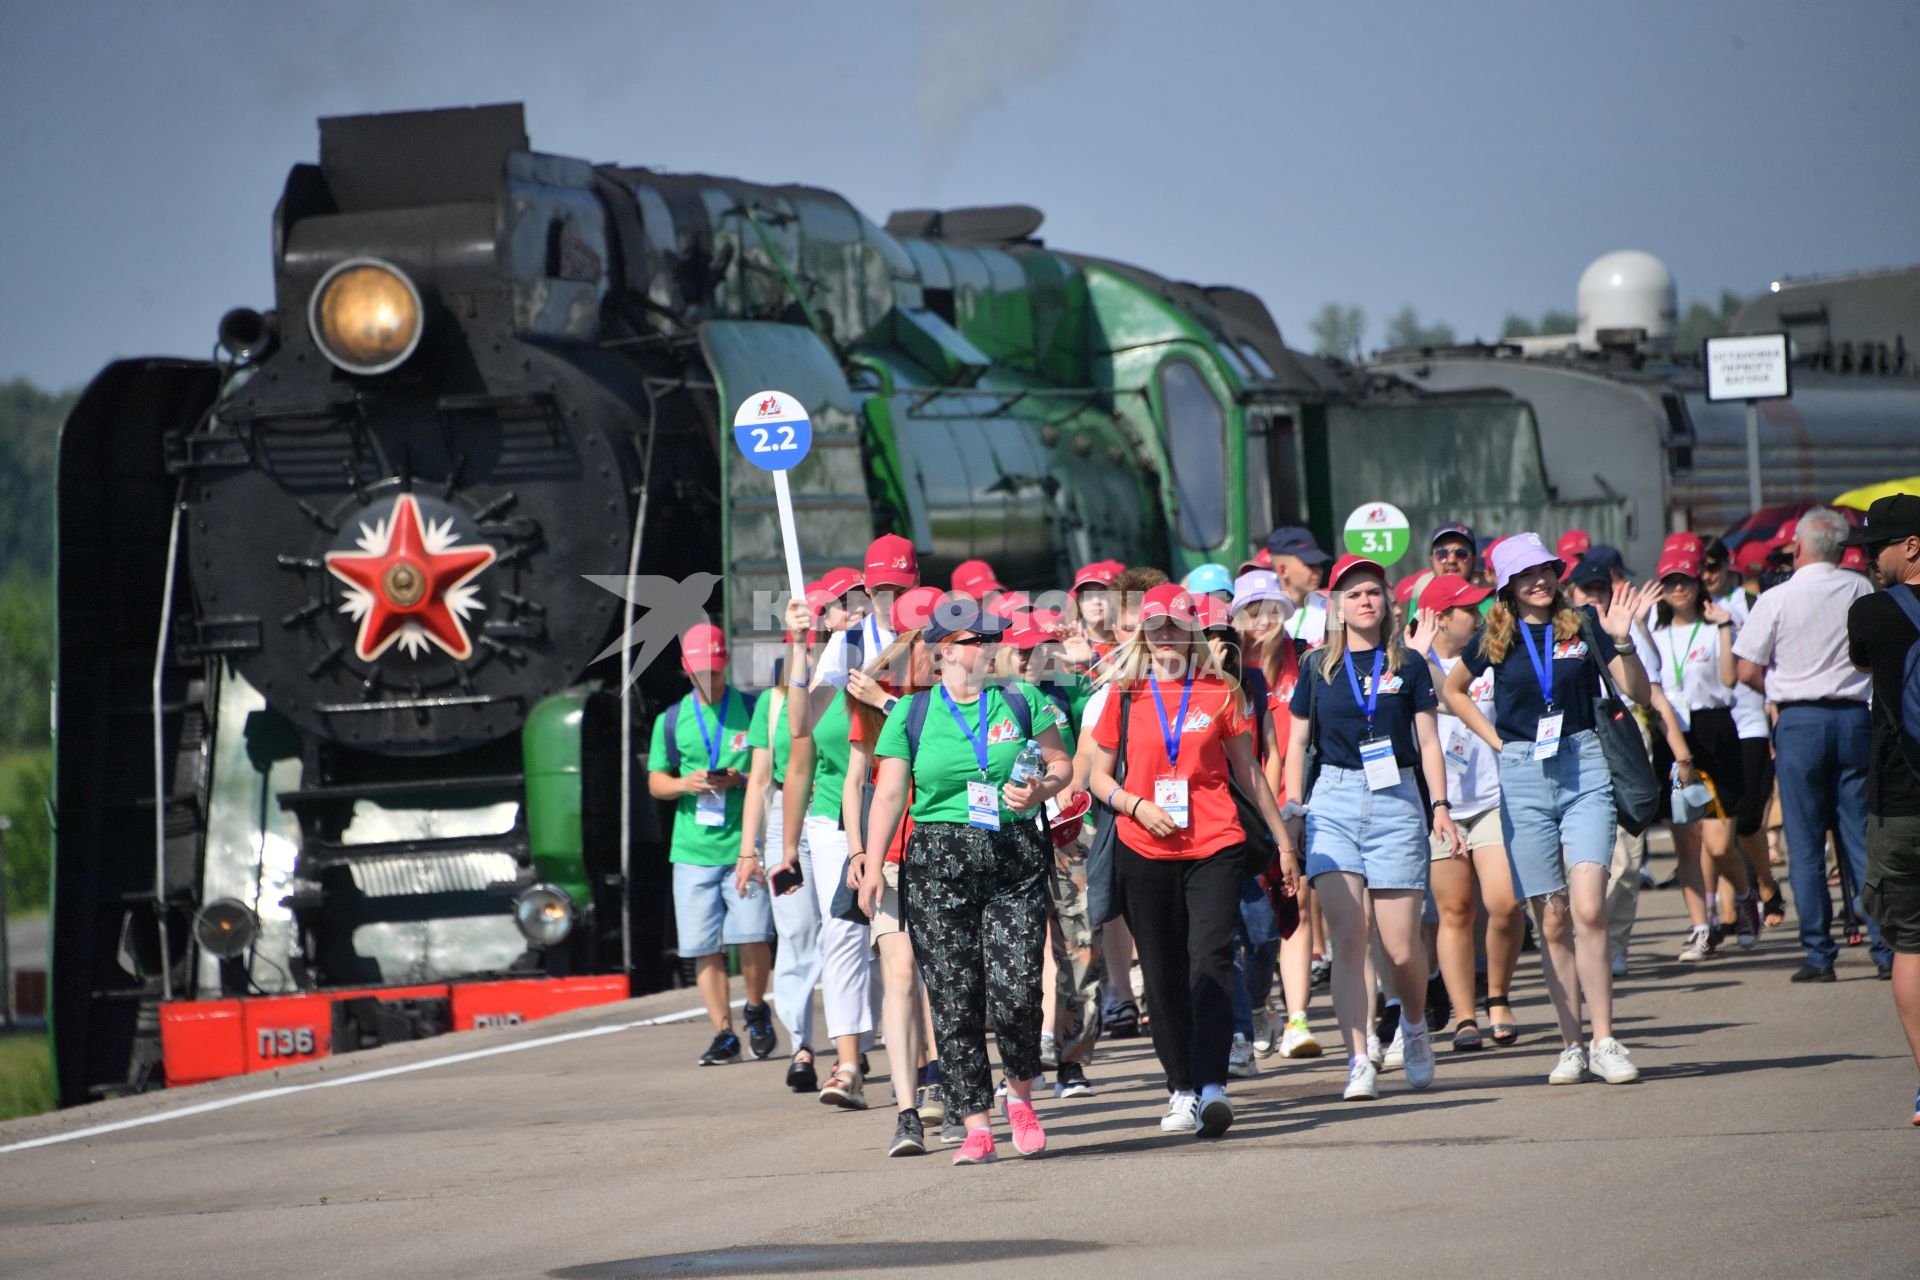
left=0, top=1000, right=726, bottom=1155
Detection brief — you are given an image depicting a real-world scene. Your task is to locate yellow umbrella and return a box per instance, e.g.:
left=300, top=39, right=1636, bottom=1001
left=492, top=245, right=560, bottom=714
left=1833, top=477, right=1920, bottom=510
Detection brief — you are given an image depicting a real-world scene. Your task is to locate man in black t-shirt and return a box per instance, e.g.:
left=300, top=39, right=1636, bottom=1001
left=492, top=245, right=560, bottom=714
left=1843, top=493, right=1920, bottom=1123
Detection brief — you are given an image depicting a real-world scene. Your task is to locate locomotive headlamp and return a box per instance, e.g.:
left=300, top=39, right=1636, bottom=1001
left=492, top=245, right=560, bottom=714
left=193, top=898, right=261, bottom=960
left=309, top=257, right=423, bottom=375
left=512, top=883, right=576, bottom=948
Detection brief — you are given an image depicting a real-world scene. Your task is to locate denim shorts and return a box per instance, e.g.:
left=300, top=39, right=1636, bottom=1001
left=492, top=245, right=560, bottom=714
left=1496, top=729, right=1616, bottom=898
left=672, top=861, right=775, bottom=957
left=1303, top=765, right=1430, bottom=891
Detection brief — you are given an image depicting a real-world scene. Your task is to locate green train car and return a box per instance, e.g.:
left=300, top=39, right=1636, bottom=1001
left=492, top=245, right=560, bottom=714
left=51, top=102, right=1614, bottom=1103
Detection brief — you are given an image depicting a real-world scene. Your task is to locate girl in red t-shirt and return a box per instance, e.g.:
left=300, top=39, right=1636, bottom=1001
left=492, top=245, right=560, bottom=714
left=1087, top=585, right=1297, bottom=1138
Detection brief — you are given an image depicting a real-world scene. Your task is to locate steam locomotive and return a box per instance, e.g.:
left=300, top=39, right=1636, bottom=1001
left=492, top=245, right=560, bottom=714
left=52, top=103, right=1618, bottom=1104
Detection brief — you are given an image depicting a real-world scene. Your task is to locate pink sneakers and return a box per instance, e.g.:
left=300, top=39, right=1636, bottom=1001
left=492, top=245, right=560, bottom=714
left=1003, top=1097, right=1047, bottom=1156
left=951, top=1126, right=997, bottom=1165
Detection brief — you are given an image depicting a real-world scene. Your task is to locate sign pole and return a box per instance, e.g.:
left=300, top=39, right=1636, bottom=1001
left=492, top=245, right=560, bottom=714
left=1744, top=398, right=1762, bottom=512
left=771, top=471, right=806, bottom=603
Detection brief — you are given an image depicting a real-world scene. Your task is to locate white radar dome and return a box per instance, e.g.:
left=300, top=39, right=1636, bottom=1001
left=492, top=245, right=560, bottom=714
left=1576, top=250, right=1676, bottom=352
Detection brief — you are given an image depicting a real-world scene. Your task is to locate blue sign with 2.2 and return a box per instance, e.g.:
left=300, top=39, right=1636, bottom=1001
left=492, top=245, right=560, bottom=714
left=731, top=390, right=812, bottom=472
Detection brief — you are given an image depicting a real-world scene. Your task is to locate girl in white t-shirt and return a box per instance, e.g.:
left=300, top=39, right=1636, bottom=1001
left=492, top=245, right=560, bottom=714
left=1416, top=577, right=1525, bottom=1049
left=1642, top=552, right=1760, bottom=961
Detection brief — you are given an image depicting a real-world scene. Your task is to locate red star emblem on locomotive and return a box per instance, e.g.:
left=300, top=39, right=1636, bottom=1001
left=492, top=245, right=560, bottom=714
left=324, top=493, right=497, bottom=661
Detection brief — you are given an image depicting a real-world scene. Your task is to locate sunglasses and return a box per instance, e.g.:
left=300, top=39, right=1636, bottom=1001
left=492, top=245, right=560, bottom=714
left=942, top=634, right=990, bottom=647
left=1432, top=545, right=1473, bottom=561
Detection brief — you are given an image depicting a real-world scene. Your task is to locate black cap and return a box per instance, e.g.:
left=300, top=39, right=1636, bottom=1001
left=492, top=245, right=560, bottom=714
left=923, top=594, right=1009, bottom=644
left=1430, top=522, right=1475, bottom=548
left=1566, top=558, right=1613, bottom=589
left=1582, top=545, right=1632, bottom=578
left=1842, top=493, right=1920, bottom=547
left=1266, top=525, right=1331, bottom=565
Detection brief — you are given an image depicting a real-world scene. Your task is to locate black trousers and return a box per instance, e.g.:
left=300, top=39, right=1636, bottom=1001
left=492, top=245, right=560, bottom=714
left=904, top=820, right=1049, bottom=1120
left=1116, top=841, right=1242, bottom=1093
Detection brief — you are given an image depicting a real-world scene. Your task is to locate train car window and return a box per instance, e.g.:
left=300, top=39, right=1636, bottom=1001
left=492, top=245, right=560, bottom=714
left=1239, top=343, right=1276, bottom=381
left=1160, top=359, right=1227, bottom=548
left=1660, top=390, right=1695, bottom=474
left=1215, top=342, right=1253, bottom=383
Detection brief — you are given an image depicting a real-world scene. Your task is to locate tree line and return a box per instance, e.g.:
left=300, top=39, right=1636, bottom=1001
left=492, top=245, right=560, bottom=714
left=1307, top=291, right=1748, bottom=360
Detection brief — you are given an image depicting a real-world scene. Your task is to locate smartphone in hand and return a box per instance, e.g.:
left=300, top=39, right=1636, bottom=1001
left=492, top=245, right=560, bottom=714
left=769, top=864, right=805, bottom=896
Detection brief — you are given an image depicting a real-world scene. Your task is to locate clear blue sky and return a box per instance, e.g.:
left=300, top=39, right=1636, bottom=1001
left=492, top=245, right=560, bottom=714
left=3, top=0, right=1916, bottom=391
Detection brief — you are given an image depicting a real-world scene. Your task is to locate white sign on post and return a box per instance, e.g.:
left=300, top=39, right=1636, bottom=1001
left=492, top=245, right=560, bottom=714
left=1704, top=333, right=1791, bottom=402
left=1703, top=333, right=1792, bottom=512
left=731, top=390, right=813, bottom=604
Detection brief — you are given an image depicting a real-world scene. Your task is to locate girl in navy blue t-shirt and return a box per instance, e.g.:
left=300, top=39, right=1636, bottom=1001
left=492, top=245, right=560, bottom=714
left=1444, top=532, right=1653, bottom=1090
left=1282, top=555, right=1459, bottom=1101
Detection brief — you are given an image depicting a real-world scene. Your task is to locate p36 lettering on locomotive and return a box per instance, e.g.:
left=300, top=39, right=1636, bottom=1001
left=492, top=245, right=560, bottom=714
left=257, top=1027, right=317, bottom=1058
left=474, top=1013, right=525, bottom=1029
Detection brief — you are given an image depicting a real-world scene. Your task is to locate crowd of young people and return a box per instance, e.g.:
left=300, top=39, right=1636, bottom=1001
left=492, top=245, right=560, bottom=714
left=645, top=500, right=1920, bottom=1156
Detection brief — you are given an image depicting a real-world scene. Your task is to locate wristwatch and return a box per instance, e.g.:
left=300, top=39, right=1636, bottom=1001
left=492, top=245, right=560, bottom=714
left=881, top=696, right=899, bottom=716
left=1428, top=799, right=1451, bottom=816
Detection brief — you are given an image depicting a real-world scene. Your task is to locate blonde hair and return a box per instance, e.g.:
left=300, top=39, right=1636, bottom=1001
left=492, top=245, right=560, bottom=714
left=1480, top=589, right=1582, bottom=663
left=1099, top=624, right=1239, bottom=701
left=1315, top=574, right=1410, bottom=683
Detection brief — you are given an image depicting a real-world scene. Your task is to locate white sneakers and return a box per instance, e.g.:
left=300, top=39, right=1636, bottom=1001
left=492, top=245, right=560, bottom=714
left=1382, top=1025, right=1406, bottom=1071
left=1227, top=1033, right=1259, bottom=1079
left=1549, top=1039, right=1641, bottom=1085
left=1548, top=1044, right=1589, bottom=1085
left=1279, top=1015, right=1322, bottom=1059
left=1366, top=1033, right=1384, bottom=1068
left=1402, top=1023, right=1435, bottom=1090
left=1161, top=1092, right=1199, bottom=1133
left=1588, top=1038, right=1640, bottom=1084
left=1343, top=1057, right=1380, bottom=1101
left=1251, top=1005, right=1278, bottom=1056
left=1678, top=925, right=1715, bottom=962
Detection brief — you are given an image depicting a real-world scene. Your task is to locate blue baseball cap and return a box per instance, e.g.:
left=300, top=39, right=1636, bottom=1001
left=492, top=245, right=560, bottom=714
left=1582, top=545, right=1633, bottom=579
left=1182, top=563, right=1234, bottom=596
left=1430, top=522, right=1476, bottom=548
left=1266, top=526, right=1330, bottom=565
left=923, top=594, right=1009, bottom=643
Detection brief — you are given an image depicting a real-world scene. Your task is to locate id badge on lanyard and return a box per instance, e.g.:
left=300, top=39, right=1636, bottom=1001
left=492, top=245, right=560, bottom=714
left=1154, top=777, right=1190, bottom=828
left=1518, top=622, right=1562, bottom=761
left=1344, top=649, right=1397, bottom=790
left=943, top=687, right=1002, bottom=829
left=1359, top=738, right=1400, bottom=791
left=1444, top=728, right=1473, bottom=775
left=1149, top=672, right=1196, bottom=829
left=691, top=689, right=733, bottom=824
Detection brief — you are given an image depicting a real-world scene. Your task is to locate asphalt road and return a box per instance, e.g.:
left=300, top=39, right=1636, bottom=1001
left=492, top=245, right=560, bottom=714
left=0, top=866, right=1914, bottom=1280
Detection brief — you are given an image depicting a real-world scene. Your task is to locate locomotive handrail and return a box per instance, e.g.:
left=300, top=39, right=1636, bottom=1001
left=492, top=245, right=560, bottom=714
left=276, top=772, right=525, bottom=809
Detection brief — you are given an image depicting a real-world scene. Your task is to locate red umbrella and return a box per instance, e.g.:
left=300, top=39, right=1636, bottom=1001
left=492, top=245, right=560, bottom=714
left=1721, top=502, right=1859, bottom=551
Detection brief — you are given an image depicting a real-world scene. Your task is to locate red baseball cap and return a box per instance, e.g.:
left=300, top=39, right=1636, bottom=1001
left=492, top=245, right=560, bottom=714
left=1556, top=530, right=1591, bottom=561
left=1840, top=545, right=1868, bottom=573
left=1733, top=541, right=1771, bottom=573
left=1419, top=574, right=1492, bottom=614
left=890, top=584, right=945, bottom=634
left=1004, top=617, right=1059, bottom=650
left=1138, top=584, right=1197, bottom=625
left=1193, top=594, right=1232, bottom=630
left=679, top=623, right=727, bottom=673
left=987, top=590, right=1032, bottom=619
left=1328, top=554, right=1387, bottom=589
left=1238, top=548, right=1273, bottom=573
left=1072, top=561, right=1117, bottom=590
left=1395, top=570, right=1435, bottom=605
left=864, top=534, right=918, bottom=590
left=1662, top=532, right=1704, bottom=558
left=1656, top=549, right=1702, bottom=580
left=951, top=558, right=1005, bottom=599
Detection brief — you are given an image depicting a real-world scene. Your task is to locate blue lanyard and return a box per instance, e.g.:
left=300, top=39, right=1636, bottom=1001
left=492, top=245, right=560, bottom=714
left=692, top=688, right=731, bottom=770
left=1148, top=673, right=1196, bottom=767
left=940, top=686, right=993, bottom=775
left=1517, top=621, right=1556, bottom=710
left=1343, top=648, right=1382, bottom=736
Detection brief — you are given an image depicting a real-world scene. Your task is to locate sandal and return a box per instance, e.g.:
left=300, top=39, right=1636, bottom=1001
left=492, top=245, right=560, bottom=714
left=1452, top=1020, right=1484, bottom=1052
left=1760, top=891, right=1787, bottom=927
left=1484, top=999, right=1517, bottom=1046
left=786, top=1049, right=817, bottom=1094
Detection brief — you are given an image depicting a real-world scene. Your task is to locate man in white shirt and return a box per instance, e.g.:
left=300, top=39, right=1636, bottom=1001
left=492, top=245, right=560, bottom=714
left=1732, top=506, right=1890, bottom=981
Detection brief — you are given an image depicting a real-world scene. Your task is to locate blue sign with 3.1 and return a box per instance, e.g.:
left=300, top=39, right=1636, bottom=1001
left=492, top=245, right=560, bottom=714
left=731, top=389, right=812, bottom=472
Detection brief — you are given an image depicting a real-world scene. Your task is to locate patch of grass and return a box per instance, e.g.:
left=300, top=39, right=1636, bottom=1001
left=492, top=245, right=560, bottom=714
left=0, top=1031, right=54, bottom=1122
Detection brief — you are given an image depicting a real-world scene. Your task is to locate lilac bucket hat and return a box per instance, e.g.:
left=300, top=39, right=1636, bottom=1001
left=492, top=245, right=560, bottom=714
left=1489, top=531, right=1564, bottom=590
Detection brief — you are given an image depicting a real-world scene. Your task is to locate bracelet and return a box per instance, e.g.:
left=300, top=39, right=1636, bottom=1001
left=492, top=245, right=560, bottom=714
left=1105, top=785, right=1121, bottom=809
left=1428, top=799, right=1451, bottom=816
left=738, top=852, right=759, bottom=861
left=1129, top=796, right=1142, bottom=818
left=787, top=679, right=808, bottom=688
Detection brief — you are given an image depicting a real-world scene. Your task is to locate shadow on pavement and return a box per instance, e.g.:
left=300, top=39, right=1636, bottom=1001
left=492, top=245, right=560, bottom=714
left=552, top=1239, right=1103, bottom=1277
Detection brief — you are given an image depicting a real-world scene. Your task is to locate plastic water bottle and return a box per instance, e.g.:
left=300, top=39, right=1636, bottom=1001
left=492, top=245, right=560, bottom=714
left=1008, top=740, right=1045, bottom=788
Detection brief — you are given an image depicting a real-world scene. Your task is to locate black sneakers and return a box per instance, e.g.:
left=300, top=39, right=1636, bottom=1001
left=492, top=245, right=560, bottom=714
left=1054, top=1062, right=1094, bottom=1098
left=889, top=1109, right=927, bottom=1157
left=1789, top=964, right=1836, bottom=984
left=743, top=1002, right=778, bottom=1060
left=699, top=1030, right=742, bottom=1065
